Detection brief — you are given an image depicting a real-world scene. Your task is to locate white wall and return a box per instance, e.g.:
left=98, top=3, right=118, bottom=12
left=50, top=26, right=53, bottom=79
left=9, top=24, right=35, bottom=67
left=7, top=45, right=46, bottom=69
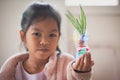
left=0, top=0, right=120, bottom=80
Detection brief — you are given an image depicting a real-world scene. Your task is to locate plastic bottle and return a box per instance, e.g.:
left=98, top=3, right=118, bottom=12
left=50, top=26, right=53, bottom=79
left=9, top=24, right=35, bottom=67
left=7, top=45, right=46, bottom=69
left=73, top=30, right=89, bottom=59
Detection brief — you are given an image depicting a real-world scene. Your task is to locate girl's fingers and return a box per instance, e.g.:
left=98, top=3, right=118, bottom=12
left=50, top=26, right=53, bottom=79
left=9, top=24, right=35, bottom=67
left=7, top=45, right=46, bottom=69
left=78, top=54, right=85, bottom=70
left=91, top=60, right=94, bottom=66
left=73, top=52, right=94, bottom=72
left=86, top=52, right=91, bottom=66
left=84, top=52, right=92, bottom=71
left=72, top=54, right=84, bottom=70
left=73, top=56, right=82, bottom=70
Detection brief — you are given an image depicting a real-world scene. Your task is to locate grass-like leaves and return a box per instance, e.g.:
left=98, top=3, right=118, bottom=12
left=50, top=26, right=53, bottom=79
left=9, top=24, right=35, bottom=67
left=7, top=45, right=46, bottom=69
left=66, top=6, right=86, bottom=35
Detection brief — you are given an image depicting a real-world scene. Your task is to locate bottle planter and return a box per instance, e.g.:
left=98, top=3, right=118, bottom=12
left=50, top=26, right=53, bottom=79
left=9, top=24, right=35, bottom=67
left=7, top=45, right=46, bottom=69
left=73, top=30, right=89, bottom=58
left=66, top=6, right=89, bottom=58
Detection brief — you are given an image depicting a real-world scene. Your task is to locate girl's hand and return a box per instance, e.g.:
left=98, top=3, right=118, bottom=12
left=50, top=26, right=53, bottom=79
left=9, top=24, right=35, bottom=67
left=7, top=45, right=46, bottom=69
left=72, top=52, right=94, bottom=72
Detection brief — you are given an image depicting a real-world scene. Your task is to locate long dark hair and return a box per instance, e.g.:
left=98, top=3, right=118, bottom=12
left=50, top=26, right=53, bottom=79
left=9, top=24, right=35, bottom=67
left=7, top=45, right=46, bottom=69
left=21, top=2, right=61, bottom=53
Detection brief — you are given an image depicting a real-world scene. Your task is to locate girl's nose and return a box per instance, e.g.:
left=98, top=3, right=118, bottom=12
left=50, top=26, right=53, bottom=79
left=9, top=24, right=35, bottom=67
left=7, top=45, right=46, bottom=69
left=40, top=37, right=49, bottom=45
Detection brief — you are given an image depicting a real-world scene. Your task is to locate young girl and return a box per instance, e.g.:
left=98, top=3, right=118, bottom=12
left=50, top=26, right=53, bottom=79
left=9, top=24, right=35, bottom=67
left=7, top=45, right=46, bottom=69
left=0, top=2, right=94, bottom=80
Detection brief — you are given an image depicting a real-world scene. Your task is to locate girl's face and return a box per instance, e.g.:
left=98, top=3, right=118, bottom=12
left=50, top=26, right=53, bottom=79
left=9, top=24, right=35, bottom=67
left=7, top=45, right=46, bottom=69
left=22, top=18, right=59, bottom=59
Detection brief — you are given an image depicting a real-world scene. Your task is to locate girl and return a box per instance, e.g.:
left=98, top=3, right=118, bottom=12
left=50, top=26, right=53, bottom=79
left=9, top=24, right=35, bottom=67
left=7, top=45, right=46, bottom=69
left=0, top=2, right=94, bottom=80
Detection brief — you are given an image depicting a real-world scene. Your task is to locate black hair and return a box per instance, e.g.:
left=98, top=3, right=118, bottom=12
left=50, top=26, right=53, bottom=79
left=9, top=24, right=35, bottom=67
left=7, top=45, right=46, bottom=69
left=21, top=2, right=61, bottom=53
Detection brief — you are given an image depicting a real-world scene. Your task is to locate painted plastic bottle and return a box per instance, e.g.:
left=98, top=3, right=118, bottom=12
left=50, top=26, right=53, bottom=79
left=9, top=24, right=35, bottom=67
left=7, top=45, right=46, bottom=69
left=73, top=30, right=89, bottom=59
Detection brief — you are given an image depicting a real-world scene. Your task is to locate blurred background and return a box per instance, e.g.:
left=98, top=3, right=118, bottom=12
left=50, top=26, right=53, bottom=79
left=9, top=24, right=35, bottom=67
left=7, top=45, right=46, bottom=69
left=0, top=0, right=120, bottom=80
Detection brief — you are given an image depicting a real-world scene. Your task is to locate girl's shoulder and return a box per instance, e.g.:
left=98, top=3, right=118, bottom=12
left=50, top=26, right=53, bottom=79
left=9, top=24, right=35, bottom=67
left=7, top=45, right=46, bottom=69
left=0, top=53, right=28, bottom=72
left=3, top=53, right=28, bottom=65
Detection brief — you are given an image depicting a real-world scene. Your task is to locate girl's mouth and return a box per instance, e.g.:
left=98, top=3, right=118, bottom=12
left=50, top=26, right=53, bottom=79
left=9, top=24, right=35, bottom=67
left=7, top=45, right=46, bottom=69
left=37, top=49, right=49, bottom=52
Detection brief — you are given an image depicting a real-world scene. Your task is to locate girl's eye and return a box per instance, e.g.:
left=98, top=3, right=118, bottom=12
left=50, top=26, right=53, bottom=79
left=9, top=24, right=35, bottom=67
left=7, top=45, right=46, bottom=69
left=33, top=32, right=40, bottom=36
left=49, top=34, right=57, bottom=37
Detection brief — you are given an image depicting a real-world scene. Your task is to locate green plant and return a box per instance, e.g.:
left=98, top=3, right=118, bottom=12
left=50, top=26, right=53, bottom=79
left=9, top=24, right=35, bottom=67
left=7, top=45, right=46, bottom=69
left=66, top=6, right=86, bottom=35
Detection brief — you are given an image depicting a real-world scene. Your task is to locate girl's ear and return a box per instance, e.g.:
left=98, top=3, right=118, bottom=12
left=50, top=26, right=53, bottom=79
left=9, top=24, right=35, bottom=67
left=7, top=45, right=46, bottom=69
left=19, top=30, right=25, bottom=42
